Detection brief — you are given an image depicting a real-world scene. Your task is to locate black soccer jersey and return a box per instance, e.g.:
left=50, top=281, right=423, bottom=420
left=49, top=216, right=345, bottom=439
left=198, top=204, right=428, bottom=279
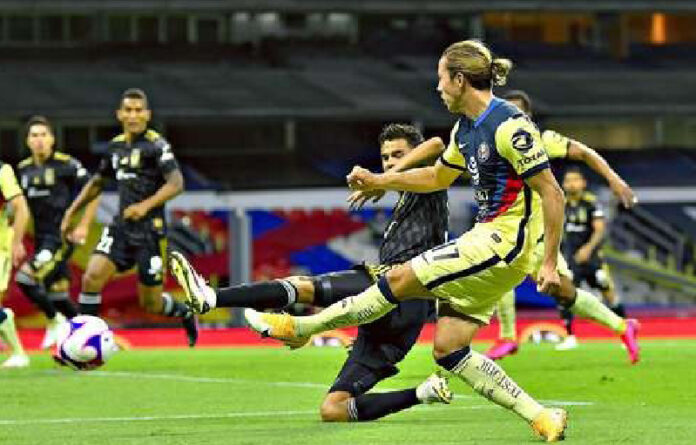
left=379, top=191, right=449, bottom=265
left=562, top=191, right=604, bottom=258
left=17, top=152, right=89, bottom=245
left=97, top=129, right=179, bottom=227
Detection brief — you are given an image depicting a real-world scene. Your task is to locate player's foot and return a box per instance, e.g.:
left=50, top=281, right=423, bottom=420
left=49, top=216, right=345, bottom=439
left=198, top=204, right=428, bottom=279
left=620, top=319, right=640, bottom=364
left=1, top=353, right=29, bottom=368
left=182, top=313, right=199, bottom=348
left=485, top=338, right=519, bottom=360
left=169, top=251, right=216, bottom=314
left=416, top=373, right=453, bottom=404
left=555, top=335, right=578, bottom=351
left=244, top=309, right=309, bottom=349
left=531, top=408, right=568, bottom=442
left=41, top=313, right=67, bottom=349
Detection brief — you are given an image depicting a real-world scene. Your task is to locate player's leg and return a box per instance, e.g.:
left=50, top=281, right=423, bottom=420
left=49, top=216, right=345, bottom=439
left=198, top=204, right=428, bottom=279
left=0, top=256, right=29, bottom=367
left=47, top=278, right=78, bottom=319
left=551, top=275, right=639, bottom=363
left=557, top=263, right=582, bottom=348
left=137, top=237, right=198, bottom=347
left=320, top=363, right=450, bottom=422
left=0, top=306, right=29, bottom=368
left=245, top=263, right=425, bottom=344
left=79, top=253, right=117, bottom=315
left=169, top=250, right=375, bottom=312
left=432, top=308, right=565, bottom=440
left=15, top=262, right=59, bottom=321
left=485, top=289, right=519, bottom=360
left=591, top=262, right=625, bottom=317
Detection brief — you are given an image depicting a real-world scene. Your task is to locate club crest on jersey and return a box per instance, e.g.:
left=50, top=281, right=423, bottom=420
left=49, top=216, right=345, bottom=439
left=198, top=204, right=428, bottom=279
left=512, top=129, right=534, bottom=152
left=477, top=143, right=490, bottom=162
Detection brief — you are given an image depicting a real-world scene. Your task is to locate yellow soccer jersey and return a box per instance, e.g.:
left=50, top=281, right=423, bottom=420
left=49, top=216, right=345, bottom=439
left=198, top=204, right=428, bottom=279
left=542, top=129, right=571, bottom=159
left=440, top=97, right=548, bottom=272
left=0, top=162, right=22, bottom=249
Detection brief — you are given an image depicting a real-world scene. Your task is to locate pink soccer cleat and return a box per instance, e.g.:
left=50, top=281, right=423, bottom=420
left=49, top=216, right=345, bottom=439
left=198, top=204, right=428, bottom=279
left=620, top=319, right=641, bottom=365
left=485, top=339, right=519, bottom=361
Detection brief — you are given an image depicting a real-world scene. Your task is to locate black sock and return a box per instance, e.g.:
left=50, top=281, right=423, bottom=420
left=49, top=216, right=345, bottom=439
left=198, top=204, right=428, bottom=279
left=611, top=303, right=626, bottom=318
left=348, top=389, right=420, bottom=421
left=162, top=293, right=192, bottom=318
left=560, top=307, right=574, bottom=335
left=79, top=292, right=101, bottom=316
left=216, top=280, right=296, bottom=309
left=16, top=273, right=57, bottom=319
left=51, top=296, right=78, bottom=319
left=0, top=308, right=7, bottom=324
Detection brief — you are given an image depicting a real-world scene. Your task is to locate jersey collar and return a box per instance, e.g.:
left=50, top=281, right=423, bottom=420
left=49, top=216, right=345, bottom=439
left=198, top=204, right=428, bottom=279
left=472, top=96, right=502, bottom=128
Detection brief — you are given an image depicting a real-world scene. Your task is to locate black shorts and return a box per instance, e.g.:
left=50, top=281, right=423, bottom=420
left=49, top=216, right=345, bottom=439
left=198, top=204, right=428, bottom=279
left=94, top=219, right=167, bottom=286
left=569, top=257, right=612, bottom=292
left=29, top=238, right=73, bottom=288
left=328, top=358, right=399, bottom=396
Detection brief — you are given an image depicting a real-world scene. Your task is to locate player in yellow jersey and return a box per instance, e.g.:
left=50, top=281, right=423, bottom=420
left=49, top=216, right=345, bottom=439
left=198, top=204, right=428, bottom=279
left=0, top=161, right=30, bottom=367
left=485, top=91, right=640, bottom=362
left=245, top=41, right=568, bottom=441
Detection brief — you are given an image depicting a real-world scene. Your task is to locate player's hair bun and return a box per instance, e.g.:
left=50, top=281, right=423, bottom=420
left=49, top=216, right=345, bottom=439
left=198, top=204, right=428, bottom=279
left=491, top=58, right=513, bottom=86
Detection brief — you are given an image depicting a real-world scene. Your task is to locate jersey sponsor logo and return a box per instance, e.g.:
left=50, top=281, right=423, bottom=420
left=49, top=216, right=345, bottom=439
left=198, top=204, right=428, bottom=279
left=516, top=150, right=545, bottom=168
left=457, top=141, right=468, bottom=150
left=116, top=169, right=138, bottom=181
left=477, top=142, right=490, bottom=162
left=512, top=129, right=534, bottom=152
left=27, top=188, right=50, bottom=197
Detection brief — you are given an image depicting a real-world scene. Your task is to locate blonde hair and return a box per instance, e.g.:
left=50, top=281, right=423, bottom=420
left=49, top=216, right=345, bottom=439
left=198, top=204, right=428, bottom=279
left=442, top=40, right=513, bottom=89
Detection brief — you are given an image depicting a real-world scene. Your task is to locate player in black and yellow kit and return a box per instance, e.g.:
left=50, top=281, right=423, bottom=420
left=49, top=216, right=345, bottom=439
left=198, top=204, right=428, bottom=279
left=170, top=124, right=453, bottom=422
left=15, top=116, right=99, bottom=349
left=0, top=160, right=30, bottom=367
left=61, top=88, right=197, bottom=346
left=559, top=167, right=624, bottom=347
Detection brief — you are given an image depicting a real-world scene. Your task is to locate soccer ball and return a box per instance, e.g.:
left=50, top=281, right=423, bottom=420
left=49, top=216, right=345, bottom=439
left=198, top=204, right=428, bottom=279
left=54, top=315, right=119, bottom=370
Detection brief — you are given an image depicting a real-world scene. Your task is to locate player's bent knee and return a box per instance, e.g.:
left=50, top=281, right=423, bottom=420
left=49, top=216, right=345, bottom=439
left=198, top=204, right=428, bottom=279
left=286, top=276, right=314, bottom=302
left=319, top=399, right=349, bottom=422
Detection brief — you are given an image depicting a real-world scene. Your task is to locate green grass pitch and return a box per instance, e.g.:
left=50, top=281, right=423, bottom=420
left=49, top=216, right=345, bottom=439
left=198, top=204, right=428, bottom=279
left=2, top=339, right=695, bottom=444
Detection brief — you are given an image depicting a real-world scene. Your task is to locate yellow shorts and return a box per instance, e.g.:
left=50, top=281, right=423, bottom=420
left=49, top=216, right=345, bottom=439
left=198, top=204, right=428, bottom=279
left=410, top=226, right=529, bottom=324
left=0, top=227, right=12, bottom=293
left=531, top=239, right=573, bottom=280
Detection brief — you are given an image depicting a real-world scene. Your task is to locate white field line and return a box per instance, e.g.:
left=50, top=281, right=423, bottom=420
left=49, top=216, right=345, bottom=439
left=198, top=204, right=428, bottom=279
left=79, top=370, right=594, bottom=406
left=0, top=405, right=497, bottom=426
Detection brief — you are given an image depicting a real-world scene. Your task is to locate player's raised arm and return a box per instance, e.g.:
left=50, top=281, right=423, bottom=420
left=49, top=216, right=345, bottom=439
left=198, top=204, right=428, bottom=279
left=565, top=138, right=636, bottom=208
left=348, top=136, right=446, bottom=208
left=347, top=132, right=463, bottom=193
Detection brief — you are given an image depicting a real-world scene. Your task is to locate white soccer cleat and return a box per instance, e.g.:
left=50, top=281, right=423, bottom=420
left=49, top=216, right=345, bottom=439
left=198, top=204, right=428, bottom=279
left=416, top=373, right=453, bottom=404
left=1, top=353, right=29, bottom=368
left=169, top=251, right=217, bottom=314
left=555, top=335, right=578, bottom=351
left=40, top=312, right=67, bottom=350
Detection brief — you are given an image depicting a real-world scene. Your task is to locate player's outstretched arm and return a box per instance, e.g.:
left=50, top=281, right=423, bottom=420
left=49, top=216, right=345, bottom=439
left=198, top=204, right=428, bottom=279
left=9, top=194, right=29, bottom=266
left=526, top=168, right=564, bottom=294
left=61, top=175, right=105, bottom=238
left=347, top=160, right=460, bottom=194
left=348, top=137, right=446, bottom=209
left=566, top=140, right=636, bottom=208
left=123, top=169, right=184, bottom=221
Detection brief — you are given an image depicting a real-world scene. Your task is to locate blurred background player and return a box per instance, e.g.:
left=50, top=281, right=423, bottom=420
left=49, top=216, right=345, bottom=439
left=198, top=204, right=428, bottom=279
left=61, top=88, right=198, bottom=347
left=171, top=123, right=453, bottom=422
left=557, top=167, right=624, bottom=349
left=486, top=90, right=638, bottom=360
left=14, top=116, right=99, bottom=349
left=0, top=160, right=30, bottom=368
